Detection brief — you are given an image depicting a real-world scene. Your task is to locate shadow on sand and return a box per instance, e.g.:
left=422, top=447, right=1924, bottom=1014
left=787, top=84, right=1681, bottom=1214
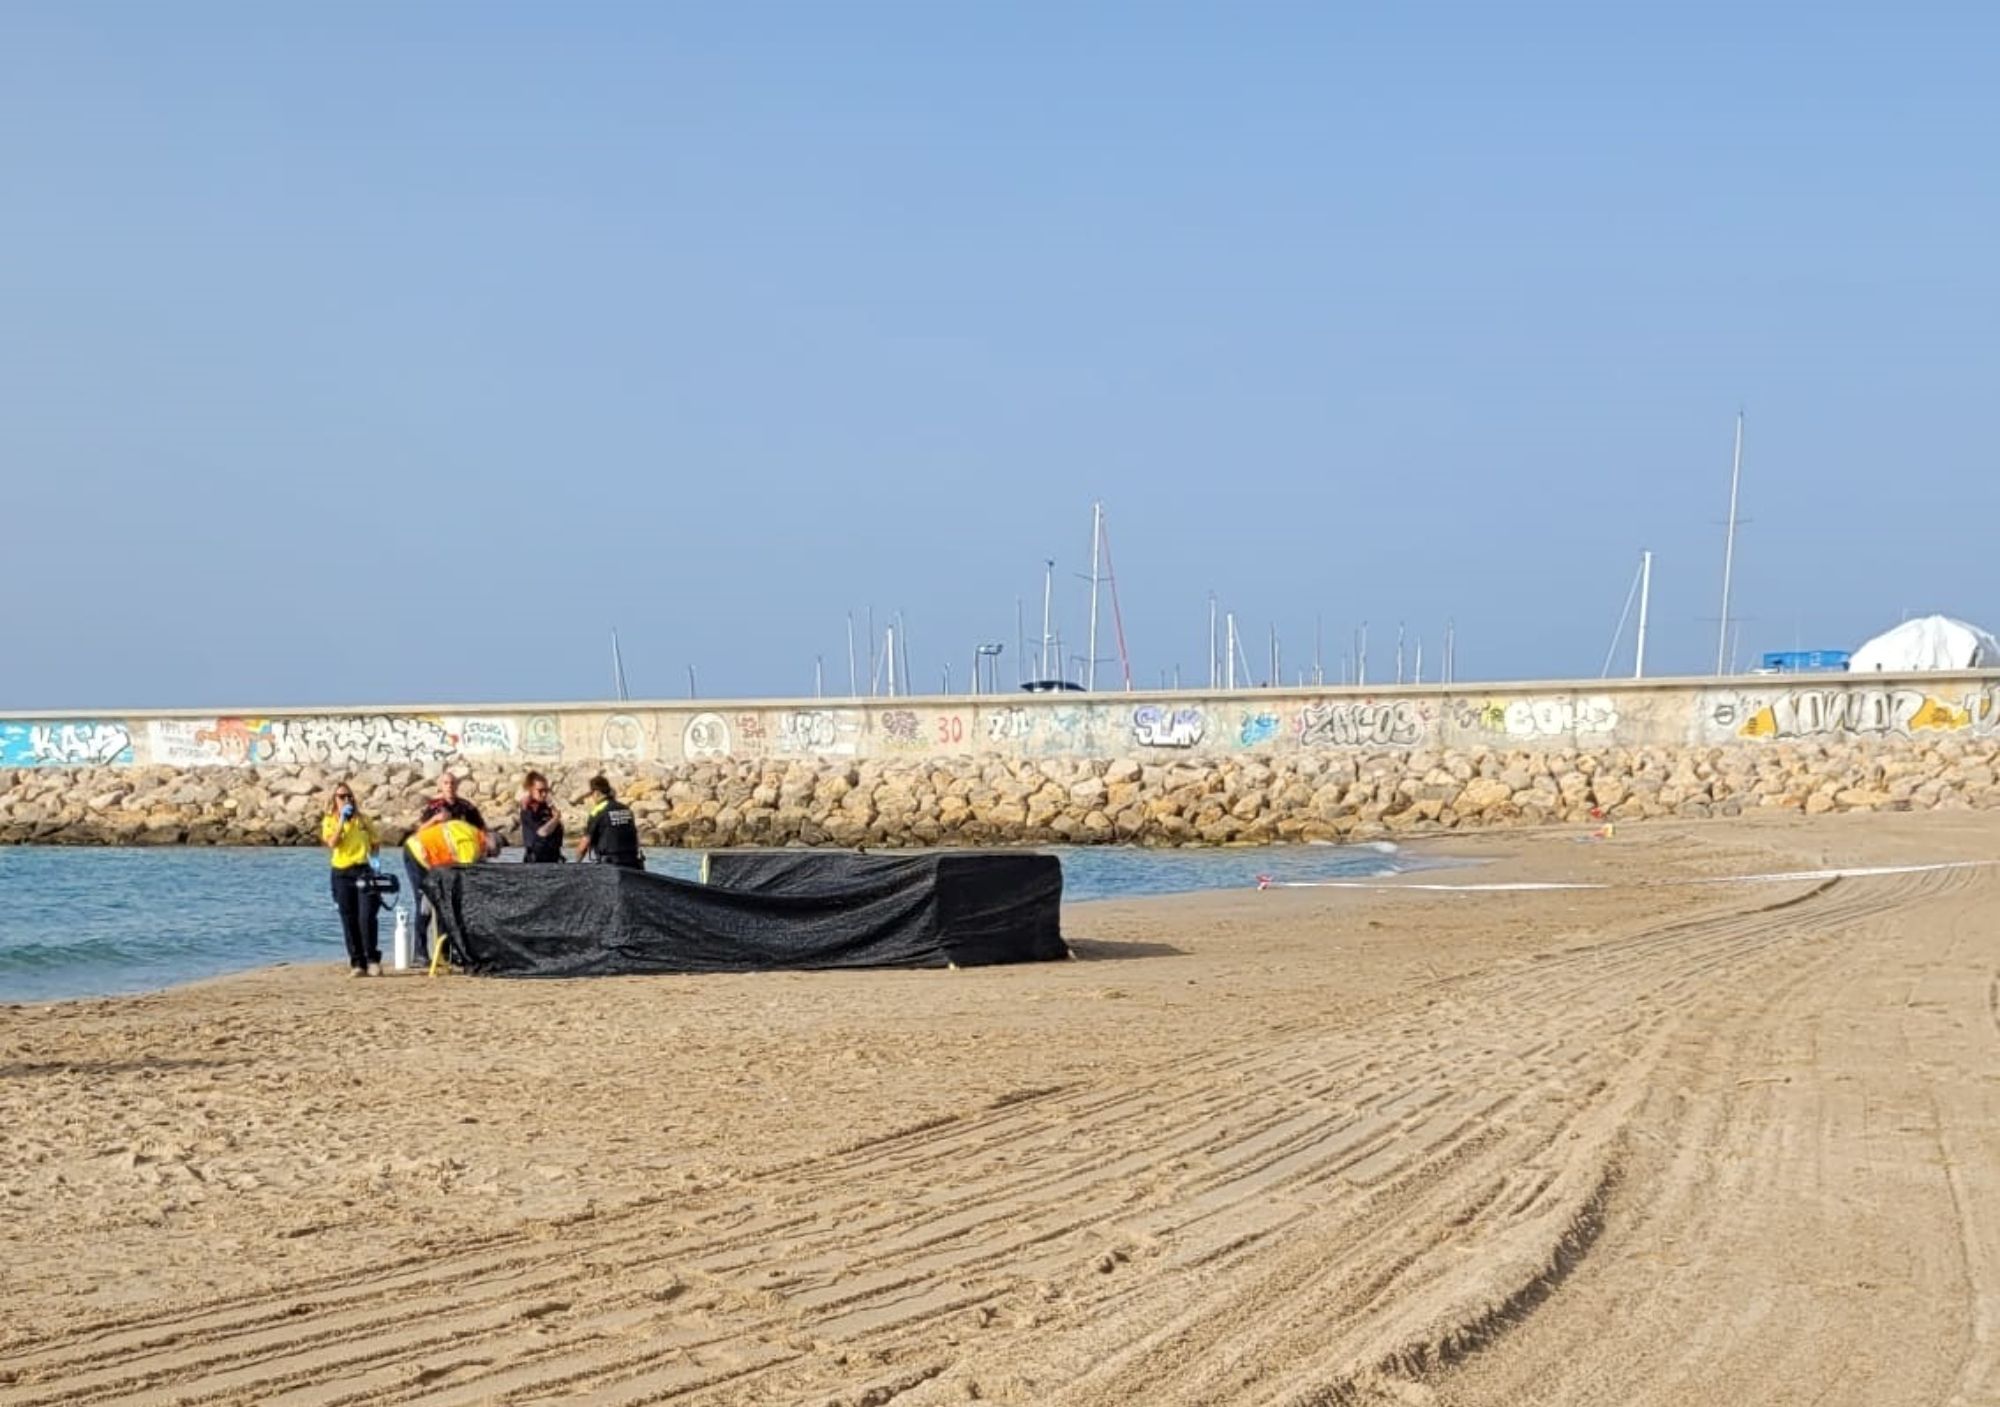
left=0, top=1055, right=246, bottom=1079
left=1065, top=937, right=1185, bottom=962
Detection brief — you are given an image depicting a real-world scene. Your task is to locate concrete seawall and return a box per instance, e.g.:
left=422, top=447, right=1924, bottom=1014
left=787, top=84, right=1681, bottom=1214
left=6, top=673, right=2000, bottom=845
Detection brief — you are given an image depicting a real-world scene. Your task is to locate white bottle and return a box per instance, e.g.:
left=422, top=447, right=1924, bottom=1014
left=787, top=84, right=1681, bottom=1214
left=392, top=906, right=412, bottom=971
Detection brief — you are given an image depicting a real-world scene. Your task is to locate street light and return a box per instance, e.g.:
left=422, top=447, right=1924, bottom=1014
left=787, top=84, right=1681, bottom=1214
left=973, top=642, right=1005, bottom=694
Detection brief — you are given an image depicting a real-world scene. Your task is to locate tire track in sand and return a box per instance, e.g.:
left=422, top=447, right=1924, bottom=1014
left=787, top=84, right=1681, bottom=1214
left=0, top=868, right=1960, bottom=1406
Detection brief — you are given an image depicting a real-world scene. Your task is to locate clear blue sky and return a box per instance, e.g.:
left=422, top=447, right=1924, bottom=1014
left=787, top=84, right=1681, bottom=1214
left=4, top=2, right=1995, bottom=708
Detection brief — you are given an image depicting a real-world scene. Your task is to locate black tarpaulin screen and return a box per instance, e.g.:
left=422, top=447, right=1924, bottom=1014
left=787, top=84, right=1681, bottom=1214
left=425, top=851, right=1066, bottom=976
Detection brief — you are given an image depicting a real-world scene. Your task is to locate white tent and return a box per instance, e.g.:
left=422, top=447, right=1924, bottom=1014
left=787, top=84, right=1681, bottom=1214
left=1849, top=615, right=2000, bottom=672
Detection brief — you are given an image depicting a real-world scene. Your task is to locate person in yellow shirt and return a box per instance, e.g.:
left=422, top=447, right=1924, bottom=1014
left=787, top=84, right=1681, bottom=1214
left=321, top=783, right=383, bottom=976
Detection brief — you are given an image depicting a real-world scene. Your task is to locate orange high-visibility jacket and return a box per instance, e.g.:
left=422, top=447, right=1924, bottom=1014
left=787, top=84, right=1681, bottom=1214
left=404, top=818, right=486, bottom=868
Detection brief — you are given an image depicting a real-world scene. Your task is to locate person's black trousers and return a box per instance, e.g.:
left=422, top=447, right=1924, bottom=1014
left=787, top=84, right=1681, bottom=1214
left=330, top=867, right=380, bottom=970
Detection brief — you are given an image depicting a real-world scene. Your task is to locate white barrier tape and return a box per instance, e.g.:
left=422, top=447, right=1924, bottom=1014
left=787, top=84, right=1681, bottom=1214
left=1253, top=859, right=1993, bottom=893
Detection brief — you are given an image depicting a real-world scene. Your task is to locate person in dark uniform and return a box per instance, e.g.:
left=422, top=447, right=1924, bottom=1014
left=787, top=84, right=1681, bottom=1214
left=518, top=771, right=564, bottom=863
left=575, top=775, right=644, bottom=869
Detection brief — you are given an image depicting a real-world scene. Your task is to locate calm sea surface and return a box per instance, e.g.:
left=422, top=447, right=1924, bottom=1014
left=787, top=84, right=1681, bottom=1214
left=0, top=843, right=1432, bottom=1003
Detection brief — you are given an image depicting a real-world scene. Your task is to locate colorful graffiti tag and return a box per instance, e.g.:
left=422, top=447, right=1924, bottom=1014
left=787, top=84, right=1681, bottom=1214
left=1132, top=704, right=1205, bottom=749
left=1296, top=699, right=1425, bottom=748
left=1457, top=695, right=1619, bottom=740
left=0, top=720, right=135, bottom=767
left=146, top=715, right=465, bottom=766
left=1238, top=712, right=1281, bottom=747
left=1710, top=687, right=1991, bottom=742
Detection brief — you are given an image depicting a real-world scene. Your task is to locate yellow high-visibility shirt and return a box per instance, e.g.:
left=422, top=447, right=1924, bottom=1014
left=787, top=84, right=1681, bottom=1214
left=322, top=812, right=378, bottom=870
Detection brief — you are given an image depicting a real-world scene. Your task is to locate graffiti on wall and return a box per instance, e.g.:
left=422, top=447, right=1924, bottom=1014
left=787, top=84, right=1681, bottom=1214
left=148, top=719, right=231, bottom=766
left=194, top=718, right=278, bottom=764
left=683, top=712, right=732, bottom=760
left=1296, top=699, right=1425, bottom=748
left=148, top=715, right=466, bottom=767
left=0, top=720, right=135, bottom=767
left=874, top=709, right=972, bottom=750
left=1132, top=704, right=1205, bottom=749
left=277, top=716, right=460, bottom=765
left=601, top=714, right=648, bottom=762
left=985, top=707, right=1032, bottom=746
left=521, top=715, right=563, bottom=756
left=1014, top=706, right=1105, bottom=757
left=776, top=709, right=861, bottom=757
left=1456, top=695, right=1619, bottom=740
left=451, top=717, right=517, bottom=755
left=1710, top=687, right=1993, bottom=742
left=1238, top=712, right=1281, bottom=747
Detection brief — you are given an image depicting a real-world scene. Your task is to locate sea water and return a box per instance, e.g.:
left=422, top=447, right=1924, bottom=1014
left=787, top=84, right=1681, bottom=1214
left=0, top=842, right=1429, bottom=1003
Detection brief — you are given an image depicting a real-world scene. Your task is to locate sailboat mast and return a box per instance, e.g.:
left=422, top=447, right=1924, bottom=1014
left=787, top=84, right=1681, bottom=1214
left=1086, top=503, right=1102, bottom=691
left=1016, top=598, right=1026, bottom=686
left=1208, top=594, right=1218, bottom=689
left=1635, top=550, right=1653, bottom=679
left=1040, top=560, right=1055, bottom=681
left=1716, top=411, right=1744, bottom=675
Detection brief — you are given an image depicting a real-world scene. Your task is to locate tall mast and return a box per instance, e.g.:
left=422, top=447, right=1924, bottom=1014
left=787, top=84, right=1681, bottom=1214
left=610, top=629, right=629, bottom=702
left=1635, top=550, right=1653, bottom=679
left=1208, top=594, right=1218, bottom=689
left=1086, top=503, right=1102, bottom=691
left=1040, top=559, right=1055, bottom=681
left=1016, top=597, right=1025, bottom=686
left=1716, top=410, right=1744, bottom=675
left=845, top=612, right=858, bottom=697
left=1098, top=514, right=1134, bottom=689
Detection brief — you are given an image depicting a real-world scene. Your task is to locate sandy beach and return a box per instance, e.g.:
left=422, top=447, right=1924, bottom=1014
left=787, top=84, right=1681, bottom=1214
left=3, top=813, right=1997, bottom=1405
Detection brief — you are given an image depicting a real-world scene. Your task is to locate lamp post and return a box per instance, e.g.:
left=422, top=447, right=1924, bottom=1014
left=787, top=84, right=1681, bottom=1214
left=974, top=642, right=1005, bottom=693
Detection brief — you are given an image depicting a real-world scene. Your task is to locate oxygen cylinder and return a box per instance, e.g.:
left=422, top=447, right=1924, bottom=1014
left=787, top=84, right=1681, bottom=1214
left=392, top=906, right=412, bottom=971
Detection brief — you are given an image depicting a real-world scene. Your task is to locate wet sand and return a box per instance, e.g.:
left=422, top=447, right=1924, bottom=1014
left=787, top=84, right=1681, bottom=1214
left=3, top=812, right=1997, bottom=1405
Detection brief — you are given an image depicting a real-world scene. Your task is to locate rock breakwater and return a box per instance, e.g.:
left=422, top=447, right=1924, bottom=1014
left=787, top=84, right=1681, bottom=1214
left=6, top=737, right=2000, bottom=847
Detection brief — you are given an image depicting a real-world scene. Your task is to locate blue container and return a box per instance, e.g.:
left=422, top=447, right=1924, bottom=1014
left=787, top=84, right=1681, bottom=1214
left=1758, top=649, right=1852, bottom=673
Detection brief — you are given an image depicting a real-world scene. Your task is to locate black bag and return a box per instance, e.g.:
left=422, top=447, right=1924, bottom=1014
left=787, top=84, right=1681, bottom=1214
left=355, top=869, right=401, bottom=911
